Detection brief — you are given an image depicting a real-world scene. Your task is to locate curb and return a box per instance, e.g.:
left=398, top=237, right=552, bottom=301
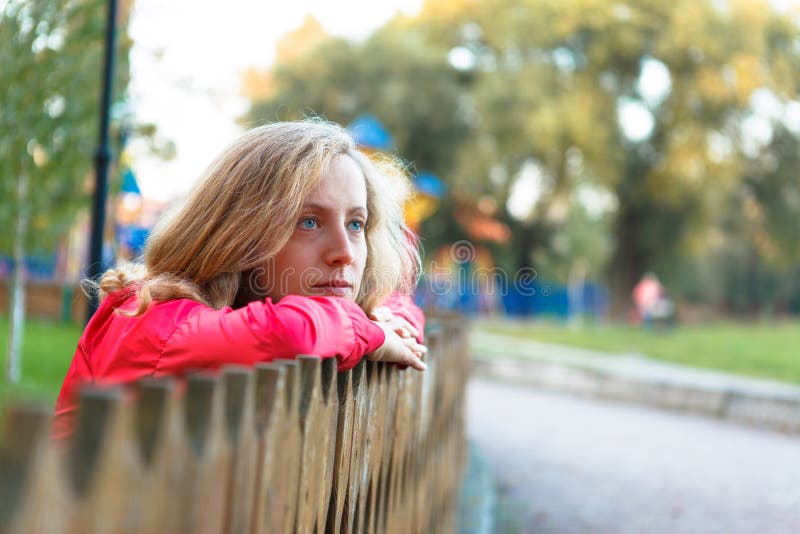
left=471, top=355, right=800, bottom=435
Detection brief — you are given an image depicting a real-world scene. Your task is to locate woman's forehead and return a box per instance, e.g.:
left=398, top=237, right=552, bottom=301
left=304, top=155, right=367, bottom=207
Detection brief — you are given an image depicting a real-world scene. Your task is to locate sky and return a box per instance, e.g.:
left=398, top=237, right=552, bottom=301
left=126, top=0, right=424, bottom=201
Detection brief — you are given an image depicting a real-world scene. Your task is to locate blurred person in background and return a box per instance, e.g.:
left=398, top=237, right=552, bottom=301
left=633, top=272, right=674, bottom=328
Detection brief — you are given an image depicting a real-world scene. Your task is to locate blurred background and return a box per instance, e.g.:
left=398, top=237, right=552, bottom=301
left=3, top=0, right=800, bottom=388
left=2, top=0, right=800, bottom=530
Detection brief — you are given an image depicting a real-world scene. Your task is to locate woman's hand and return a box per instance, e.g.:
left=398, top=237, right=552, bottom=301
left=367, top=318, right=427, bottom=371
left=369, top=306, right=420, bottom=340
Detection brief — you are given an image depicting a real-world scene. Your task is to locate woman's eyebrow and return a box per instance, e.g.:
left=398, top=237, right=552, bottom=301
left=302, top=202, right=368, bottom=214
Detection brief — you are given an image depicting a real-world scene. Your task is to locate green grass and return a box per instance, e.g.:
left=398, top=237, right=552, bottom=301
left=477, top=319, right=800, bottom=385
left=0, top=317, right=82, bottom=409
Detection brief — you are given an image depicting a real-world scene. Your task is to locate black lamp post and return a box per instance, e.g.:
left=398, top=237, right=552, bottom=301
left=86, top=0, right=118, bottom=323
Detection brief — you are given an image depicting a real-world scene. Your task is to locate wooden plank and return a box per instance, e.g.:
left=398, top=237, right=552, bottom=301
left=366, top=362, right=389, bottom=534
left=325, top=364, right=353, bottom=534
left=353, top=360, right=379, bottom=534
left=2, top=406, right=70, bottom=534
left=315, top=357, right=338, bottom=533
left=388, top=371, right=411, bottom=533
left=221, top=366, right=258, bottom=534
left=250, top=363, right=285, bottom=534
left=292, top=356, right=339, bottom=533
left=132, top=378, right=186, bottom=533
left=340, top=359, right=367, bottom=534
left=274, top=359, right=302, bottom=534
left=183, top=373, right=230, bottom=534
left=375, top=364, right=398, bottom=534
left=66, top=386, right=142, bottom=534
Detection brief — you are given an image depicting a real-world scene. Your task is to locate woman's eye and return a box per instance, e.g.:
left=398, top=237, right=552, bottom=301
left=348, top=220, right=365, bottom=232
left=299, top=218, right=318, bottom=229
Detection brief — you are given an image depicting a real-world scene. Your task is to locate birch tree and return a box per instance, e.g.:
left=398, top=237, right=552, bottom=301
left=0, top=0, right=129, bottom=382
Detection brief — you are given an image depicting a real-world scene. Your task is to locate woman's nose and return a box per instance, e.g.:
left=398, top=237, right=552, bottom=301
left=324, top=226, right=354, bottom=266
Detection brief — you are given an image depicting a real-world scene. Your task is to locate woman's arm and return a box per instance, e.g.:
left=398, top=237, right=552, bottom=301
left=157, top=295, right=386, bottom=375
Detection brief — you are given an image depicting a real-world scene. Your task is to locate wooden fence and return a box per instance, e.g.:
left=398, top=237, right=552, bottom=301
left=0, top=315, right=469, bottom=533
left=0, top=281, right=84, bottom=323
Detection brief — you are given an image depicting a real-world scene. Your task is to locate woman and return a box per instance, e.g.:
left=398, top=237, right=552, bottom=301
left=54, top=121, right=427, bottom=438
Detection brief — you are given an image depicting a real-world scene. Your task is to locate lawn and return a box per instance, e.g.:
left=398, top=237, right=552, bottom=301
left=476, top=319, right=800, bottom=385
left=0, top=316, right=82, bottom=409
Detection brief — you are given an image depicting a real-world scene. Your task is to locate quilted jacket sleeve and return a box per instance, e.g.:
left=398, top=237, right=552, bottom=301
left=156, top=295, right=386, bottom=375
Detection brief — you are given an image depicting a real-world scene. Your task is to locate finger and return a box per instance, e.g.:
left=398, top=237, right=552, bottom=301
left=397, top=317, right=419, bottom=338
left=406, top=352, right=427, bottom=371
left=406, top=339, right=427, bottom=355
left=390, top=317, right=419, bottom=339
left=400, top=336, right=417, bottom=348
left=387, top=317, right=409, bottom=337
left=400, top=339, right=427, bottom=361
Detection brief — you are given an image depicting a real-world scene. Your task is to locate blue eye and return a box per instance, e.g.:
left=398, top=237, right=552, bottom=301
left=299, top=217, right=318, bottom=229
left=348, top=220, right=364, bottom=232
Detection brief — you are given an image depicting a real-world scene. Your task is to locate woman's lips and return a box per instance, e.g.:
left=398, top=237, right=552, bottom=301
left=311, top=284, right=352, bottom=297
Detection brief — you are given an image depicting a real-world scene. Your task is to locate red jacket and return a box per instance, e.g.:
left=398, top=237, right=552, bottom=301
left=53, top=290, right=424, bottom=439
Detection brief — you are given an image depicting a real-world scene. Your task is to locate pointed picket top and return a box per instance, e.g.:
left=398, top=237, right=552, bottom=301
left=134, top=377, right=176, bottom=466
left=0, top=405, right=64, bottom=533
left=183, top=372, right=230, bottom=534
left=68, top=386, right=127, bottom=497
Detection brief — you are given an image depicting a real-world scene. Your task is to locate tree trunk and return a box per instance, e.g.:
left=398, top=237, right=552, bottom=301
left=607, top=149, right=657, bottom=320
left=7, top=173, right=29, bottom=383
left=608, top=202, right=645, bottom=320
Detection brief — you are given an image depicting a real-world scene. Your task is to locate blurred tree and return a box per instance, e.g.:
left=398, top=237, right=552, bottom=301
left=243, top=0, right=800, bottom=315
left=0, top=0, right=132, bottom=381
left=244, top=28, right=471, bottom=175
left=412, top=0, right=800, bottom=313
left=701, top=124, right=800, bottom=315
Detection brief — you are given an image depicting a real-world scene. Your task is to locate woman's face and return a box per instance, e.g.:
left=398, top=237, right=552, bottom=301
left=262, top=154, right=369, bottom=302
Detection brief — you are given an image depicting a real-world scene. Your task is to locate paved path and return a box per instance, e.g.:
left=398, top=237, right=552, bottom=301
left=467, top=378, right=800, bottom=534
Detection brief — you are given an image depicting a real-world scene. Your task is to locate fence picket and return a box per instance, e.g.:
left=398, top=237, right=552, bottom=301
left=275, top=360, right=302, bottom=534
left=250, top=363, right=285, bottom=534
left=2, top=406, right=69, bottom=534
left=183, top=373, right=230, bottom=534
left=133, top=378, right=186, bottom=533
left=221, top=367, right=258, bottom=534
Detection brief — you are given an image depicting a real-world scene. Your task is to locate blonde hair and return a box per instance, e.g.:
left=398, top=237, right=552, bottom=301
left=98, top=121, right=420, bottom=315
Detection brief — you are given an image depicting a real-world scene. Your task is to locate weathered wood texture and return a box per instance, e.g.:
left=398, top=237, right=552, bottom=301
left=0, top=314, right=467, bottom=533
